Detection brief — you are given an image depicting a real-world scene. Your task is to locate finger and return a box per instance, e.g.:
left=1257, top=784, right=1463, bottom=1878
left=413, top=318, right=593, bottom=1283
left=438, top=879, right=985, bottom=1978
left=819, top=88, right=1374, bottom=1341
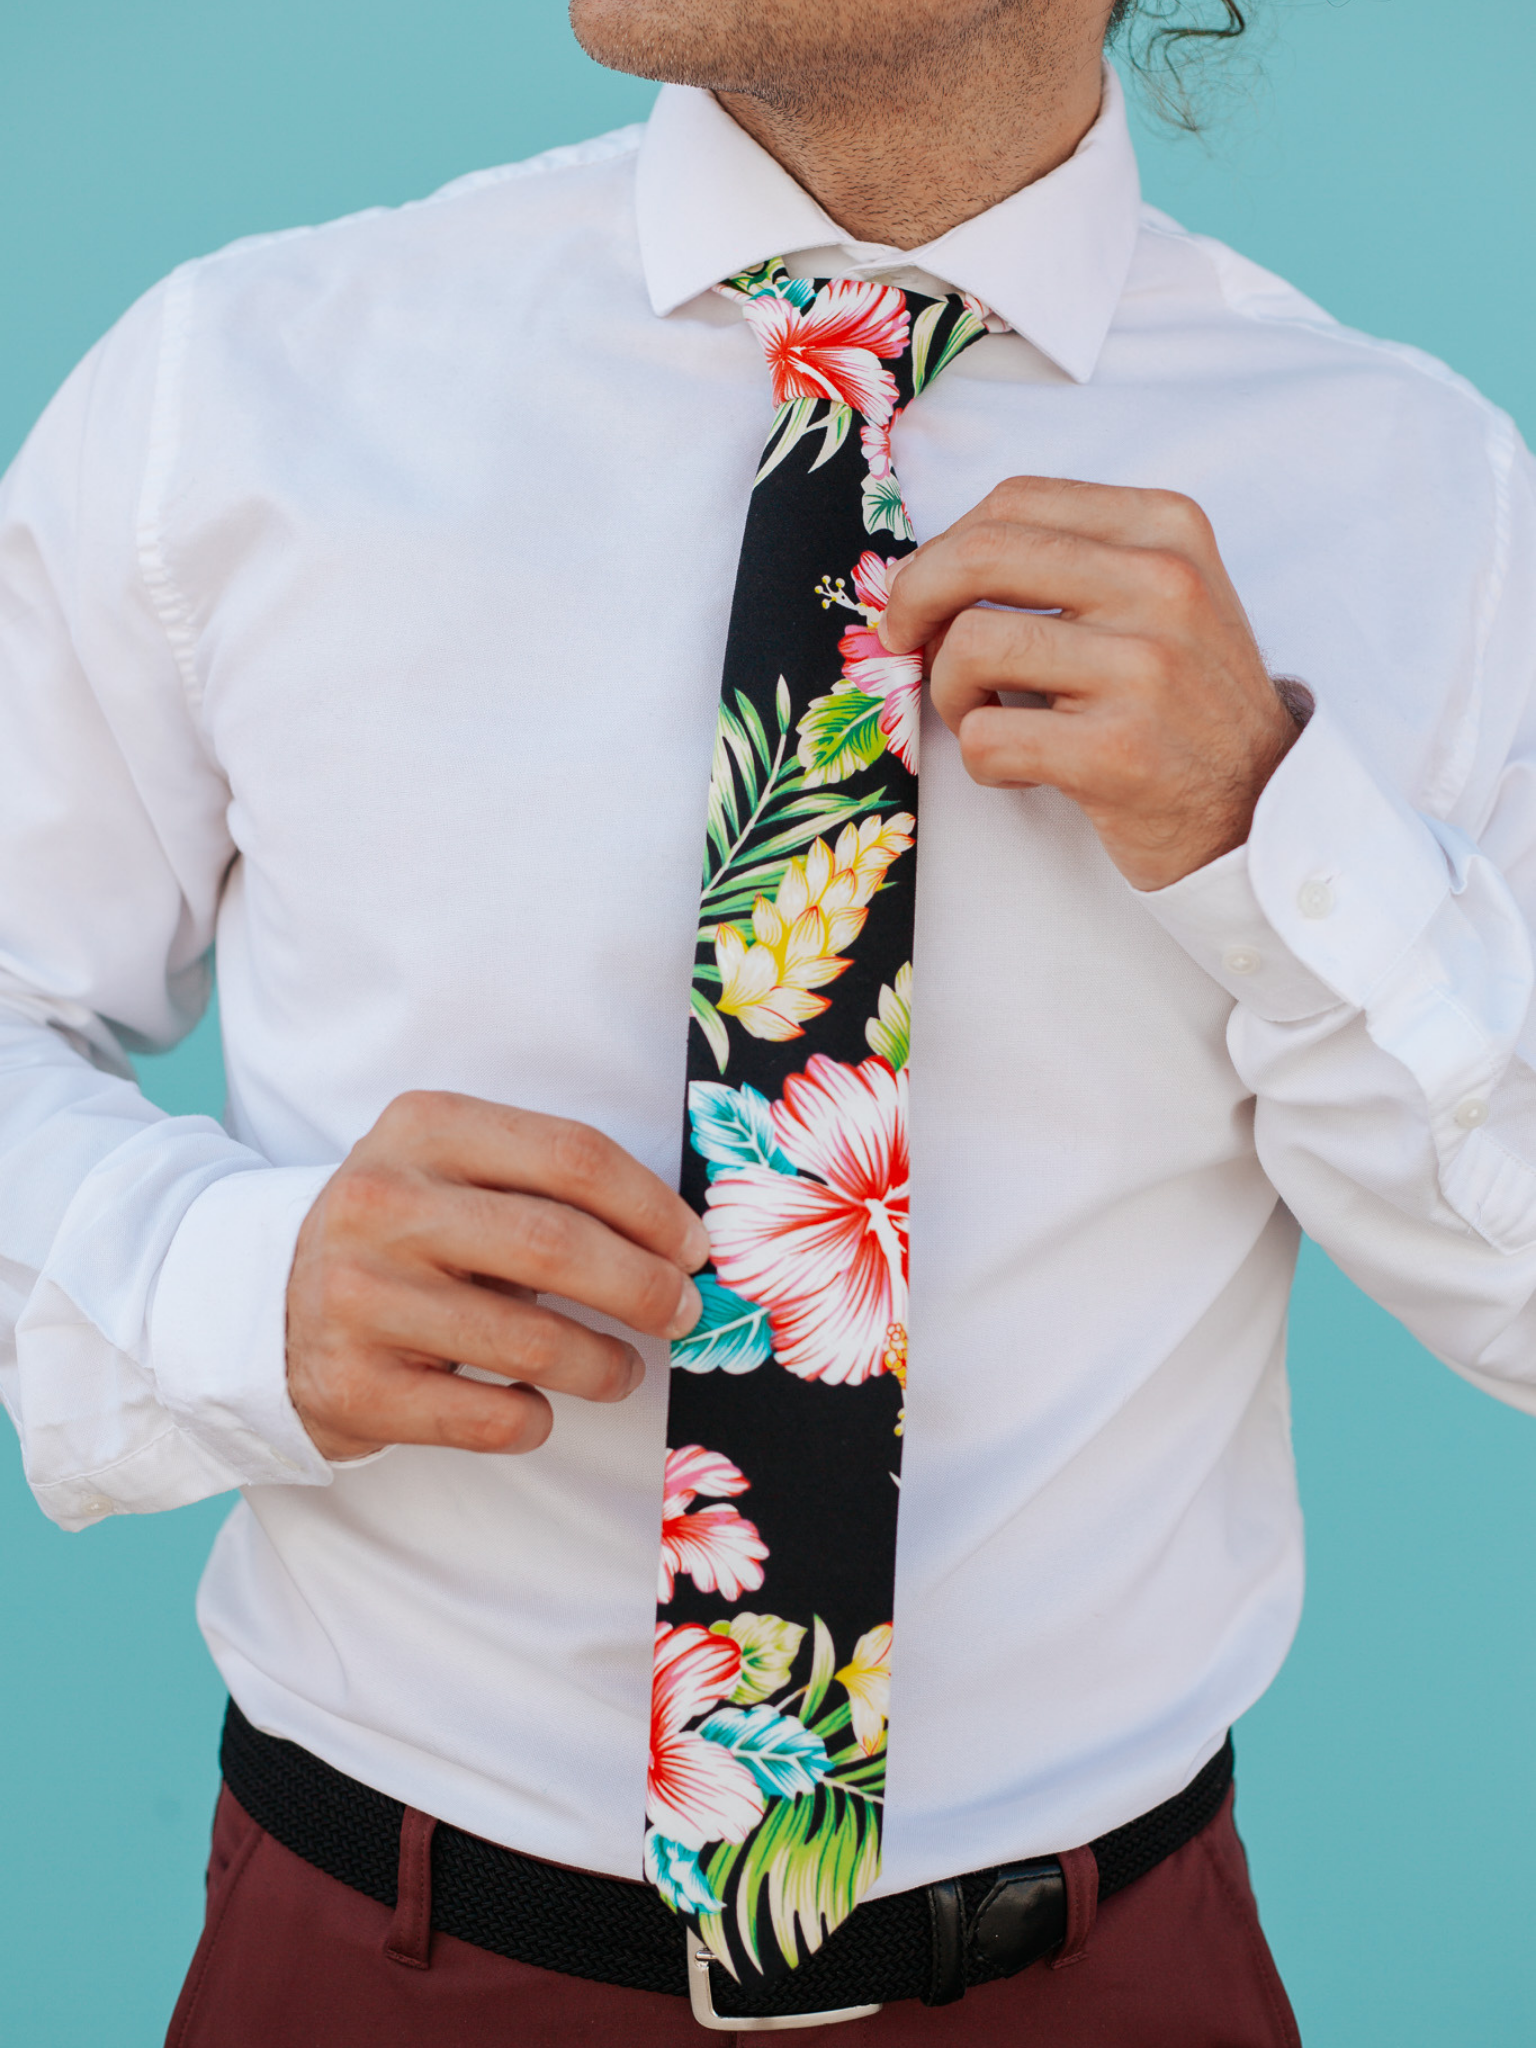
left=954, top=701, right=1139, bottom=799
left=359, top=1269, right=646, bottom=1403
left=927, top=607, right=1148, bottom=732
left=370, top=1092, right=709, bottom=1271
left=348, top=1357, right=556, bottom=1456
left=410, top=1182, right=702, bottom=1342
left=880, top=520, right=1205, bottom=654
left=949, top=476, right=1216, bottom=556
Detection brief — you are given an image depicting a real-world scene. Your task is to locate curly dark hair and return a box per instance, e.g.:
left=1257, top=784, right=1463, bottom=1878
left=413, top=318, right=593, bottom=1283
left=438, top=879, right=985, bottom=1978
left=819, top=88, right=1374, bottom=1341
left=1107, top=0, right=1250, bottom=129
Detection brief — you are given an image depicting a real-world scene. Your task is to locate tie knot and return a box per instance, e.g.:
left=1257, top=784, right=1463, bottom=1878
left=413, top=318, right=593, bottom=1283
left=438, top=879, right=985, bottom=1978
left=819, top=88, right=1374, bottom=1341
left=719, top=257, right=995, bottom=427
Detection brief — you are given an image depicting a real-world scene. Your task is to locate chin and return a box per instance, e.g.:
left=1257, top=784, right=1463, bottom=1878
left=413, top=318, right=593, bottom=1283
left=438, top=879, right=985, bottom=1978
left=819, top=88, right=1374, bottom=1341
left=568, top=0, right=890, bottom=95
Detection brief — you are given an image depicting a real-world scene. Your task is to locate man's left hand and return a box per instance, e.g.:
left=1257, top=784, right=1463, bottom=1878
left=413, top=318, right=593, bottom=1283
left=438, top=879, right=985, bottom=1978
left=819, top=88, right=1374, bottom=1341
left=879, top=476, right=1301, bottom=892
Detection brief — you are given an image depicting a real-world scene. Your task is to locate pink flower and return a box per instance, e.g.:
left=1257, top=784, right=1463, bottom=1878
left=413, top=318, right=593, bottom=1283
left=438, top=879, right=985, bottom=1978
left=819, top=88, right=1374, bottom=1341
left=860, top=418, right=895, bottom=478
left=706, top=1056, right=909, bottom=1386
left=648, top=1623, right=766, bottom=1850
left=742, top=281, right=909, bottom=424
left=839, top=552, right=922, bottom=774
left=658, top=1445, right=769, bottom=1604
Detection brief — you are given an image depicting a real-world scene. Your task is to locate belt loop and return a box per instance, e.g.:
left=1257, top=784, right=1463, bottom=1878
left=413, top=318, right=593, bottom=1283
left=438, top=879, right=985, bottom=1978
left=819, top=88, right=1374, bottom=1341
left=922, top=1877, right=967, bottom=2005
left=1050, top=1846, right=1098, bottom=1970
left=384, top=1807, right=439, bottom=1969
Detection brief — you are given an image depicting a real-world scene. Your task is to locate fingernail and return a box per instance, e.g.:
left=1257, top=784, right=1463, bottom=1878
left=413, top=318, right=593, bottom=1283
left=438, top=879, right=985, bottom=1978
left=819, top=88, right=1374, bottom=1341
left=624, top=1346, right=646, bottom=1393
left=666, top=1276, right=703, bottom=1340
left=683, top=1218, right=712, bottom=1272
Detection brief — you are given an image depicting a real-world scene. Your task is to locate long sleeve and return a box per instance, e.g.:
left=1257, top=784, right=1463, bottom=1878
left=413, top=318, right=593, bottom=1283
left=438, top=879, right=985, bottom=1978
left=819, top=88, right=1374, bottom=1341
left=0, top=278, right=332, bottom=1530
left=1143, top=438, right=1536, bottom=1412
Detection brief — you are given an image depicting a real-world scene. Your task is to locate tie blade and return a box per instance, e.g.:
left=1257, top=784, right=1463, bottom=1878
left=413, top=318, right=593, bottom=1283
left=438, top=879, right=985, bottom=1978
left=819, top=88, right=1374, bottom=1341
left=651, top=264, right=988, bottom=1982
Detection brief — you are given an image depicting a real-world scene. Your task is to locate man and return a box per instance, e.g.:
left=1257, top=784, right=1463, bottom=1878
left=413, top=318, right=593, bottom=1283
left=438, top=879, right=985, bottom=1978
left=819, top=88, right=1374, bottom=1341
left=2, top=0, right=1533, bottom=2038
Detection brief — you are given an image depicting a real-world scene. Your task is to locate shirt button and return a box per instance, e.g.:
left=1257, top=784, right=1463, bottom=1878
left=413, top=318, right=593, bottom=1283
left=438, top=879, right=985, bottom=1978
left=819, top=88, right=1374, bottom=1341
left=1222, top=945, right=1262, bottom=976
left=80, top=1495, right=114, bottom=1517
left=1297, top=879, right=1335, bottom=919
left=1454, top=1097, right=1490, bottom=1130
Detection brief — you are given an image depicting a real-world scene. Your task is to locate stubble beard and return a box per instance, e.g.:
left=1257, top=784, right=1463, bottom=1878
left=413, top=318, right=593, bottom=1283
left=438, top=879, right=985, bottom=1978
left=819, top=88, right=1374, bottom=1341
left=568, top=0, right=1065, bottom=119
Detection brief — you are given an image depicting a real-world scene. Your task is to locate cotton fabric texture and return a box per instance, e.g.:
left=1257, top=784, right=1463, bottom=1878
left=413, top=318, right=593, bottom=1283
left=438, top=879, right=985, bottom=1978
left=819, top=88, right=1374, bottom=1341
left=3, top=68, right=1536, bottom=1899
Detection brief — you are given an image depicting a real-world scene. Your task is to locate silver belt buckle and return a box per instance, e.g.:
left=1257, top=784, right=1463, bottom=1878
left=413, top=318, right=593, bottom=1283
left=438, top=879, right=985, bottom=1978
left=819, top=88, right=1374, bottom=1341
left=687, top=1940, right=883, bottom=2032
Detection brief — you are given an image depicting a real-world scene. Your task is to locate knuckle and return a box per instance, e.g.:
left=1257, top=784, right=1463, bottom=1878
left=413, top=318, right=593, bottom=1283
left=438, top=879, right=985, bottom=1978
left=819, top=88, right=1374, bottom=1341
left=1125, top=635, right=1176, bottom=688
left=316, top=1258, right=380, bottom=1329
left=459, top=1405, right=532, bottom=1454
left=516, top=1199, right=577, bottom=1270
left=509, top=1316, right=561, bottom=1380
left=985, top=476, right=1034, bottom=519
left=1149, top=489, right=1209, bottom=542
left=326, top=1162, right=407, bottom=1234
left=549, top=1117, right=614, bottom=1192
left=942, top=607, right=990, bottom=665
left=954, top=520, right=1009, bottom=573
left=1140, top=548, right=1203, bottom=609
left=377, top=1089, right=449, bottom=1145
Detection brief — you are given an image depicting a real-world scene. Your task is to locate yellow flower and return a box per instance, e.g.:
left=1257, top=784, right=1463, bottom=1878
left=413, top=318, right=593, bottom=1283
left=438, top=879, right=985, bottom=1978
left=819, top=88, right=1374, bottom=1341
left=835, top=1622, right=893, bottom=1758
left=715, top=815, right=914, bottom=1041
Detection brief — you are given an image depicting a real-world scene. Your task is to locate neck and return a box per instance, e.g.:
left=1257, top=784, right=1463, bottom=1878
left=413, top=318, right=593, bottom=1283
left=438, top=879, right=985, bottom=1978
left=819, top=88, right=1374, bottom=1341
left=715, top=24, right=1107, bottom=249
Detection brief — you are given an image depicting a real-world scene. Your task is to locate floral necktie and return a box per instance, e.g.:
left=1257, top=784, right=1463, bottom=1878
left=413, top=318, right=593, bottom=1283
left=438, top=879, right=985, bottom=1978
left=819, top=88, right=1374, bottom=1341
left=648, top=259, right=992, bottom=1990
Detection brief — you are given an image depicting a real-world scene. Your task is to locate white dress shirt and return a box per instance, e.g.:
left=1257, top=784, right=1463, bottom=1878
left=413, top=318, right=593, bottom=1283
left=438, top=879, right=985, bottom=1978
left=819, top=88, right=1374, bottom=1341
left=4, top=68, right=1536, bottom=1893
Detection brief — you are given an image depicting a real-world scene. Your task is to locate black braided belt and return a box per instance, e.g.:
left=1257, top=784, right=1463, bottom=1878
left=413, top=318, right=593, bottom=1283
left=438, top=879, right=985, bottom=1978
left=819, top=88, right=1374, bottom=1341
left=221, top=1700, right=1232, bottom=2020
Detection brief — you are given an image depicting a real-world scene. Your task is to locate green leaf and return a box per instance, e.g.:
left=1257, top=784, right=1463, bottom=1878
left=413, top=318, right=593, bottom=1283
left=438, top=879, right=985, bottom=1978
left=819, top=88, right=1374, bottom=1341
left=909, top=299, right=945, bottom=393
left=710, top=1613, right=808, bottom=1706
left=698, top=1706, right=830, bottom=1799
left=796, top=686, right=888, bottom=788
left=733, top=791, right=887, bottom=872
left=808, top=404, right=852, bottom=473
left=705, top=728, right=740, bottom=867
left=697, top=1841, right=743, bottom=1972
left=689, top=987, right=731, bottom=1074
left=802, top=1616, right=836, bottom=1723
left=865, top=962, right=912, bottom=1072
left=927, top=305, right=989, bottom=383
left=807, top=1698, right=853, bottom=1744
left=734, top=691, right=773, bottom=775
left=718, top=704, right=760, bottom=810
left=672, top=1275, right=772, bottom=1375
left=754, top=396, right=821, bottom=486
left=732, top=1781, right=880, bottom=1971
left=861, top=471, right=914, bottom=542
left=697, top=792, right=885, bottom=921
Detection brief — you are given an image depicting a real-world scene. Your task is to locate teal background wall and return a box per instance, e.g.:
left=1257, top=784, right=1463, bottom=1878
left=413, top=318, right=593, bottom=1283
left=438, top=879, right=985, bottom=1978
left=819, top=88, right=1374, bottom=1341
left=2, top=2, right=1535, bottom=2041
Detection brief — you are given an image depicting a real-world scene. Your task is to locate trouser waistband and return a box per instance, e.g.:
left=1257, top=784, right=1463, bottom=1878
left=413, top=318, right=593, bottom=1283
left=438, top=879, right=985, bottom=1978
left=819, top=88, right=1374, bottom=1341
left=219, top=1700, right=1234, bottom=2021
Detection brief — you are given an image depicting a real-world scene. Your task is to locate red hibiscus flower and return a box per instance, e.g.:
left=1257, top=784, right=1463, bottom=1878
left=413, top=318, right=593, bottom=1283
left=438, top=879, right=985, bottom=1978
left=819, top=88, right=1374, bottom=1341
left=705, top=1055, right=909, bottom=1386
left=742, top=280, right=910, bottom=424
left=658, top=1445, right=769, bottom=1604
left=647, top=1623, right=765, bottom=1850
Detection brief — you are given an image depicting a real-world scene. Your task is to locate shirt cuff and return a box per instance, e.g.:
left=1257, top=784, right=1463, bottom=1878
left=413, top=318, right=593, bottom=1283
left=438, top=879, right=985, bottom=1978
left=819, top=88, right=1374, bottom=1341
left=147, top=1162, right=338, bottom=1486
left=1138, top=700, right=1452, bottom=1021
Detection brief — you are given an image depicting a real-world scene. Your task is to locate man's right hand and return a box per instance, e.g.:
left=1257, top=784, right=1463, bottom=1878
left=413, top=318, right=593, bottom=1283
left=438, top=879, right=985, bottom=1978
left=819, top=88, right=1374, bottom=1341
left=285, top=1092, right=708, bottom=1462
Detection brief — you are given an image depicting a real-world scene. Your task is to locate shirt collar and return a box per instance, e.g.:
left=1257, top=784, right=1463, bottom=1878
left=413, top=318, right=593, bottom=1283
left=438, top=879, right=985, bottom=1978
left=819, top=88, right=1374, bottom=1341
left=635, top=65, right=1142, bottom=385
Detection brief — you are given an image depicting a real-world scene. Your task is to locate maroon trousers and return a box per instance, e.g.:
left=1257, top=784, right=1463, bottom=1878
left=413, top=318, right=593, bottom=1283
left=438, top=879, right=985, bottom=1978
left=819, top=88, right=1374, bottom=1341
left=166, top=1783, right=1301, bottom=2046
